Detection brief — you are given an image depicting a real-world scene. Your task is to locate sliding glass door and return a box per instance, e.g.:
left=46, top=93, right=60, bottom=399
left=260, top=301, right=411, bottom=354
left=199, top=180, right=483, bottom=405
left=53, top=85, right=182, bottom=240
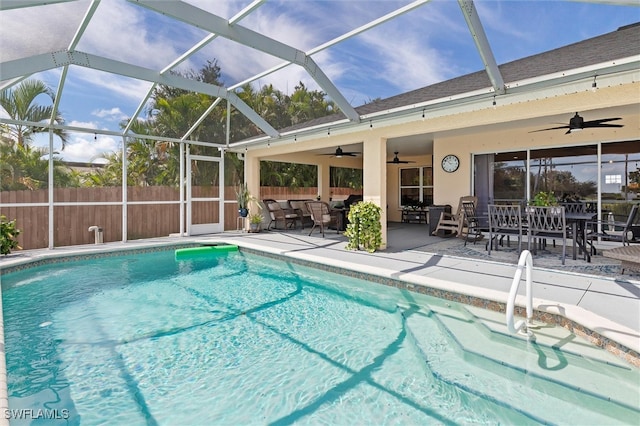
left=474, top=140, right=639, bottom=217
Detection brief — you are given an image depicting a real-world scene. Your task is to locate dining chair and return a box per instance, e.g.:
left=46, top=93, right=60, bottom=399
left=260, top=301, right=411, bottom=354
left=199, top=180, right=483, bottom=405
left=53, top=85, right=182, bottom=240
left=487, top=204, right=523, bottom=255
left=526, top=206, right=567, bottom=265
left=305, top=201, right=340, bottom=237
left=585, top=204, right=639, bottom=257
left=560, top=202, right=586, bottom=214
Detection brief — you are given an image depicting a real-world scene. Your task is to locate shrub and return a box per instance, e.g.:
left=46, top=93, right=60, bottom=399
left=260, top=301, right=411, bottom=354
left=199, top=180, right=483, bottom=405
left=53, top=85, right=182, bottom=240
left=345, top=201, right=382, bottom=253
left=0, top=215, right=21, bottom=255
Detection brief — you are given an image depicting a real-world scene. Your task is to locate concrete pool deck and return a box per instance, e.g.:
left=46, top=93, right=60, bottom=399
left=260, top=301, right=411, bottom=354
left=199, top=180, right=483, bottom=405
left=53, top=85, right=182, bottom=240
left=1, top=224, right=639, bottom=367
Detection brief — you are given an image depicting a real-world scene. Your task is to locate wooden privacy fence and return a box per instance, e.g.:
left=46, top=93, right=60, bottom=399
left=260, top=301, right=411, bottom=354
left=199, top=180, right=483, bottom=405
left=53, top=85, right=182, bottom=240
left=1, top=186, right=361, bottom=250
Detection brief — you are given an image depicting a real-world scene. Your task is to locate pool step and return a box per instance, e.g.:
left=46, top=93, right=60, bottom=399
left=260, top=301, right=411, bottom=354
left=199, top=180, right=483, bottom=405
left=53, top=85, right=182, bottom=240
left=401, top=306, right=640, bottom=424
left=462, top=304, right=631, bottom=368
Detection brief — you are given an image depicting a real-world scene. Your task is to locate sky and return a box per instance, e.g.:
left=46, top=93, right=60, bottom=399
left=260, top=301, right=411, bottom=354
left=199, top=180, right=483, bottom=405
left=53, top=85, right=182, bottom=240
left=1, top=0, right=639, bottom=163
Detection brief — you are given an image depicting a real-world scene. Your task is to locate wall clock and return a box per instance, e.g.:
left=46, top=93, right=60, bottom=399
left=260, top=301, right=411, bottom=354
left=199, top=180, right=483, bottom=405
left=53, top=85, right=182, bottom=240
left=441, top=154, right=460, bottom=173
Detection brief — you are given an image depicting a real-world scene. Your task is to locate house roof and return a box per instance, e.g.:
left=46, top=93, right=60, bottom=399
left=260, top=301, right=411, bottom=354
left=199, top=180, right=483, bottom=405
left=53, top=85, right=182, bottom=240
left=279, top=22, right=640, bottom=135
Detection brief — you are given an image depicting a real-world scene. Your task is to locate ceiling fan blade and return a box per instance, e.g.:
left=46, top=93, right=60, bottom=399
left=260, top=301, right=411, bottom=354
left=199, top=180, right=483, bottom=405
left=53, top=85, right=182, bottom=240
left=530, top=113, right=624, bottom=134
left=386, top=152, right=415, bottom=164
left=583, top=117, right=622, bottom=126
left=529, top=125, right=570, bottom=133
left=317, top=146, right=360, bottom=157
left=583, top=123, right=624, bottom=129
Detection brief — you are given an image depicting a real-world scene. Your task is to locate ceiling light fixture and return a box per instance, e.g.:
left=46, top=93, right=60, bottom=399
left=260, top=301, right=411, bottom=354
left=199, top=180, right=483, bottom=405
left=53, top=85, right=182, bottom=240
left=568, top=113, right=584, bottom=133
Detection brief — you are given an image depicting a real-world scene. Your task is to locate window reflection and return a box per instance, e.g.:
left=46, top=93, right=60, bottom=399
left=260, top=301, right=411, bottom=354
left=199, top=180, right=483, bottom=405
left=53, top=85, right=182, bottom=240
left=530, top=145, right=597, bottom=202
left=475, top=140, right=639, bottom=218
left=494, top=152, right=526, bottom=203
left=601, top=141, right=640, bottom=215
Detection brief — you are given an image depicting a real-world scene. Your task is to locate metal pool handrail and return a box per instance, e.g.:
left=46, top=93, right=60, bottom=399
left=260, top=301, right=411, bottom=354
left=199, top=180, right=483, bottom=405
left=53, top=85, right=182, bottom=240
left=506, top=250, right=534, bottom=339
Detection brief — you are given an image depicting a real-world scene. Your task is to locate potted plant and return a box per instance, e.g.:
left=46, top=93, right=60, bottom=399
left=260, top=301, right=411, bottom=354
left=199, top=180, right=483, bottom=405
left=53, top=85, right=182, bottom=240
left=235, top=183, right=252, bottom=217
left=248, top=213, right=263, bottom=233
left=528, top=191, right=562, bottom=215
left=345, top=201, right=382, bottom=253
left=531, top=191, right=558, bottom=207
left=1, top=215, right=21, bottom=255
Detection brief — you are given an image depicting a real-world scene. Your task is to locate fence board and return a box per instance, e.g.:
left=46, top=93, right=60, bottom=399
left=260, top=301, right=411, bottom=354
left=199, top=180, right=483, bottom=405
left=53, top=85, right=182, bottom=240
left=1, top=186, right=360, bottom=249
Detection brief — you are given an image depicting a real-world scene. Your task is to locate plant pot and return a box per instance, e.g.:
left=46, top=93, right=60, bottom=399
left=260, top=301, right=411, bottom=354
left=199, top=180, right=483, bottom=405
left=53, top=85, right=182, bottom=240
left=249, top=223, right=261, bottom=233
left=239, top=208, right=249, bottom=217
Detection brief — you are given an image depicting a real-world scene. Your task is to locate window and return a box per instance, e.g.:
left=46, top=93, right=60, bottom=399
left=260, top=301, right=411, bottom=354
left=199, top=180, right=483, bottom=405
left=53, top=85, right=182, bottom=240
left=529, top=145, right=598, bottom=202
left=605, top=175, right=622, bottom=184
left=601, top=141, right=640, bottom=214
left=474, top=140, right=639, bottom=218
left=400, top=167, right=433, bottom=207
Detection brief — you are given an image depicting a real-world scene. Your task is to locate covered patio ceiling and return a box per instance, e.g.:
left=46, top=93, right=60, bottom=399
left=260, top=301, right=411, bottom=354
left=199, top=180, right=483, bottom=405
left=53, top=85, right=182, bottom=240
left=1, top=0, right=639, bottom=161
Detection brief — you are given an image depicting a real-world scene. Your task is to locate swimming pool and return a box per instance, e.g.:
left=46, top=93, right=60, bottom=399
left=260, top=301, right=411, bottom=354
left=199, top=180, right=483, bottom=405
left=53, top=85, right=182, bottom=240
left=2, top=247, right=638, bottom=424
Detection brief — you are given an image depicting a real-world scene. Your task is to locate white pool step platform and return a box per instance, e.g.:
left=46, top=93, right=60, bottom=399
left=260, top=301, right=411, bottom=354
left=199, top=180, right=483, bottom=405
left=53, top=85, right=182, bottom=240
left=400, top=303, right=640, bottom=424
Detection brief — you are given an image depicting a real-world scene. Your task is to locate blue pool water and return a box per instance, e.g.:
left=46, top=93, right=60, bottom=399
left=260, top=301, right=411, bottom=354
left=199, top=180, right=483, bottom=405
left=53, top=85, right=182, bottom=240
left=1, top=248, right=638, bottom=425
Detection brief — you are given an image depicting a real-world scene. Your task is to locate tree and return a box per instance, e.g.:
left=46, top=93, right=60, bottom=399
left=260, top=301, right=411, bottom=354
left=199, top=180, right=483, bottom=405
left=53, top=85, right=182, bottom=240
left=0, top=144, right=77, bottom=190
left=0, top=79, right=69, bottom=149
left=90, top=61, right=353, bottom=190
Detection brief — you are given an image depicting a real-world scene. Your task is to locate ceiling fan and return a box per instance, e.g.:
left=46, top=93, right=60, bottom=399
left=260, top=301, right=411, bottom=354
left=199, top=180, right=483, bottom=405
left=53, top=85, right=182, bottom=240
left=387, top=152, right=415, bottom=164
left=530, top=112, right=623, bottom=134
left=318, top=146, right=360, bottom=157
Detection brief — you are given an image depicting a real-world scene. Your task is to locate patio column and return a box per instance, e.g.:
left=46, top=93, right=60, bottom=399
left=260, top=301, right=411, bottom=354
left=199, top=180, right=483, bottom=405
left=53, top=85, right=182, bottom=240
left=362, top=136, right=387, bottom=249
left=317, top=162, right=330, bottom=201
left=244, top=151, right=260, bottom=230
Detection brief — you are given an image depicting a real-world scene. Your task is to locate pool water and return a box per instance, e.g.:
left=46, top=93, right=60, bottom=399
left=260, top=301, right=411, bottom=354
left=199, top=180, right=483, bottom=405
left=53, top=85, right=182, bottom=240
left=2, top=249, right=638, bottom=425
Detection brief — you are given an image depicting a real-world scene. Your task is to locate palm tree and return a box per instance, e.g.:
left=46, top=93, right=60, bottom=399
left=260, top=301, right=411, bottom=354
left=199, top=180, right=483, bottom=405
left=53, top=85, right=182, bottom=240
left=0, top=79, right=69, bottom=149
left=0, top=144, right=77, bottom=190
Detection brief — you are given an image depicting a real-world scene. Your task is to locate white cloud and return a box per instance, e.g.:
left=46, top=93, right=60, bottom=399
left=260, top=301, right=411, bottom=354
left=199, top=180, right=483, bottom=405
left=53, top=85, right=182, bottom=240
left=68, top=120, right=99, bottom=130
left=92, top=108, right=128, bottom=121
left=61, top=134, right=120, bottom=163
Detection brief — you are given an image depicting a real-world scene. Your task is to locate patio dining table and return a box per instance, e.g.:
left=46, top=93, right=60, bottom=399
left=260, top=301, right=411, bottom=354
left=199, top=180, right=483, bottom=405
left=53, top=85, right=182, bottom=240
left=565, top=211, right=597, bottom=261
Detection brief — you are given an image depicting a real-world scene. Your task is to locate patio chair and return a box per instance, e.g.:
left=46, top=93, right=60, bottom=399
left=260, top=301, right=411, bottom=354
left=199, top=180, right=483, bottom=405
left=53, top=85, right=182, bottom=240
left=305, top=201, right=339, bottom=237
left=461, top=200, right=483, bottom=246
left=585, top=204, right=639, bottom=258
left=560, top=202, right=587, bottom=215
left=264, top=199, right=299, bottom=230
left=288, top=199, right=314, bottom=229
left=431, top=196, right=477, bottom=237
left=487, top=204, right=523, bottom=255
left=526, top=205, right=567, bottom=265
